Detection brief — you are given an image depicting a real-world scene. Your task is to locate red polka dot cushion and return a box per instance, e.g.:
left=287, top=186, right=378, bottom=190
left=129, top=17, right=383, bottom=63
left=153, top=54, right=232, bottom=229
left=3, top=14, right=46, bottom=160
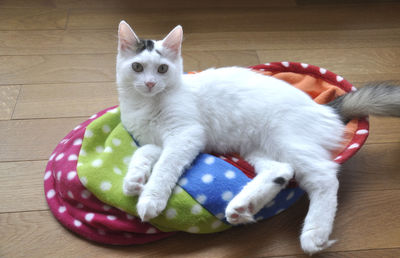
left=44, top=62, right=369, bottom=245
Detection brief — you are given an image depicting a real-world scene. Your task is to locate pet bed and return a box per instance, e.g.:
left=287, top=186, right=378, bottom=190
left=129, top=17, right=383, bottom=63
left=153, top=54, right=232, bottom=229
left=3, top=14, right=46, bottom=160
left=44, top=62, right=369, bottom=245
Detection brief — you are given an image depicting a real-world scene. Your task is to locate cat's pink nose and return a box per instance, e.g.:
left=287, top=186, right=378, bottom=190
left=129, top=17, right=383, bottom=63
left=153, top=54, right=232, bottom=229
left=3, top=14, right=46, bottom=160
left=145, top=82, right=156, bottom=89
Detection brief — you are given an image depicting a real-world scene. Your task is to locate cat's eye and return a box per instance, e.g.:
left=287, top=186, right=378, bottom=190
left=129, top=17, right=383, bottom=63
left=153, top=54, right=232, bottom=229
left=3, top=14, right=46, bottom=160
left=158, top=64, right=168, bottom=74
left=132, top=62, right=143, bottom=72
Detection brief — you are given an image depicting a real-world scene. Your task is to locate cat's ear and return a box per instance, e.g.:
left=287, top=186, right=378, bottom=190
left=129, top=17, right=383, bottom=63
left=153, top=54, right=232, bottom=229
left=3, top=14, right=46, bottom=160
left=118, top=20, right=140, bottom=52
left=162, top=25, right=183, bottom=57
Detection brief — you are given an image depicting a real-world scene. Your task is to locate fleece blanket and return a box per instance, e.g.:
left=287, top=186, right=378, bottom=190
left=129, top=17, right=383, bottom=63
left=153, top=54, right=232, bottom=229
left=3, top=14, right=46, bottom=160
left=44, top=62, right=369, bottom=245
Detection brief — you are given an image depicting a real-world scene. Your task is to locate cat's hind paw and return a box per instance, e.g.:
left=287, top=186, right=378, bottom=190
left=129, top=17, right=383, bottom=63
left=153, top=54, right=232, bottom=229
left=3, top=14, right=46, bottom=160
left=225, top=201, right=256, bottom=225
left=300, top=228, right=336, bottom=255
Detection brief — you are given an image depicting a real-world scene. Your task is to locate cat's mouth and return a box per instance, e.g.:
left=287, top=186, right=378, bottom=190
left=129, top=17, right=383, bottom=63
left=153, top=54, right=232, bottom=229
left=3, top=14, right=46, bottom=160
left=135, top=84, right=161, bottom=97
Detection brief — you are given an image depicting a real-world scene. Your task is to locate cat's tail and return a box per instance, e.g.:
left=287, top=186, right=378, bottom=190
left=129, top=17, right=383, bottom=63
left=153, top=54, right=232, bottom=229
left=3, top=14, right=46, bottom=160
left=327, top=82, right=400, bottom=121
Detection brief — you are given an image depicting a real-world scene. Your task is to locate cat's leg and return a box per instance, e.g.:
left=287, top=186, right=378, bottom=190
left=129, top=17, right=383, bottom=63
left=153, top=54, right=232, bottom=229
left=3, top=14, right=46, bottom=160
left=123, top=144, right=162, bottom=196
left=226, top=152, right=294, bottom=224
left=297, top=159, right=339, bottom=255
left=136, top=129, right=205, bottom=221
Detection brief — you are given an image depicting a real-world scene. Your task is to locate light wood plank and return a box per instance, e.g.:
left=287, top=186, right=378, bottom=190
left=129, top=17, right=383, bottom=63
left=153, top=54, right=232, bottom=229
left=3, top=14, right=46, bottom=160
left=0, top=85, right=20, bottom=120
left=0, top=0, right=55, bottom=8
left=1, top=190, right=399, bottom=257
left=0, top=160, right=48, bottom=213
left=183, top=28, right=400, bottom=52
left=0, top=0, right=295, bottom=9
left=0, top=54, right=115, bottom=85
left=13, top=82, right=118, bottom=119
left=0, top=51, right=259, bottom=85
left=0, top=8, right=67, bottom=30
left=297, top=0, right=399, bottom=5
left=0, top=30, right=117, bottom=55
left=367, top=116, right=400, bottom=144
left=332, top=190, right=400, bottom=252
left=2, top=28, right=400, bottom=56
left=183, top=51, right=260, bottom=71
left=257, top=47, right=400, bottom=83
left=339, top=143, right=400, bottom=192
left=0, top=118, right=84, bottom=162
left=67, top=4, right=400, bottom=33
left=53, top=0, right=296, bottom=9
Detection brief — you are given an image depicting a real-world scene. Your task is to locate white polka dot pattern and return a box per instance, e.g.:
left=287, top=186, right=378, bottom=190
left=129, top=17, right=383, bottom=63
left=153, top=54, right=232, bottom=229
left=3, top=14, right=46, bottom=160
left=81, top=190, right=91, bottom=199
left=68, top=154, right=78, bottom=161
left=58, top=206, right=66, bottom=213
left=100, top=181, right=112, bottom=191
left=166, top=208, right=177, bottom=219
left=74, top=219, right=82, bottom=227
left=73, top=138, right=82, bottom=146
left=85, top=213, right=94, bottom=222
left=92, top=159, right=103, bottom=167
left=44, top=171, right=51, bottom=180
left=187, top=226, right=200, bottom=233
left=224, top=170, right=236, bottom=179
left=47, top=189, right=56, bottom=199
left=301, top=63, right=309, bottom=68
left=201, top=174, right=214, bottom=183
left=67, top=171, right=77, bottom=180
left=221, top=191, right=233, bottom=201
left=84, top=129, right=93, bottom=138
left=55, top=153, right=64, bottom=161
left=112, top=138, right=121, bottom=146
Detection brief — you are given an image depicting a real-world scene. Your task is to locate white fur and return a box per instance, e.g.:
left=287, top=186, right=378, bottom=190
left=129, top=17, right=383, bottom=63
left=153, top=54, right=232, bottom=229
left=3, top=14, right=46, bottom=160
left=116, top=21, right=345, bottom=254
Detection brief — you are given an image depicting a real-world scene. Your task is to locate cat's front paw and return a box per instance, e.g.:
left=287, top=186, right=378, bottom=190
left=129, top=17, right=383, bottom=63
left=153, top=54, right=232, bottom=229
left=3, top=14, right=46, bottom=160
left=136, top=192, right=168, bottom=222
left=123, top=173, right=146, bottom=196
left=300, top=228, right=336, bottom=255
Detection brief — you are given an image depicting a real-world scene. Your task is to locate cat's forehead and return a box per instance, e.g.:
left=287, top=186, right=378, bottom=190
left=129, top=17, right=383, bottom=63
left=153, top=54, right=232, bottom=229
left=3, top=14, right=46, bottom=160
left=134, top=39, right=165, bottom=55
left=132, top=40, right=169, bottom=62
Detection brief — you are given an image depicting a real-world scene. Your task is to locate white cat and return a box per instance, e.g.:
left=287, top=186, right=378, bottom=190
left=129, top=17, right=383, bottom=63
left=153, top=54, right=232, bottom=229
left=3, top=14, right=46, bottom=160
left=116, top=21, right=400, bottom=254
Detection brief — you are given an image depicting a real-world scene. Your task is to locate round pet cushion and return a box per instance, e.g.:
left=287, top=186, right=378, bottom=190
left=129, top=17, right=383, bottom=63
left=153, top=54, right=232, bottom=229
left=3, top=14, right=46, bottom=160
left=44, top=62, right=369, bottom=245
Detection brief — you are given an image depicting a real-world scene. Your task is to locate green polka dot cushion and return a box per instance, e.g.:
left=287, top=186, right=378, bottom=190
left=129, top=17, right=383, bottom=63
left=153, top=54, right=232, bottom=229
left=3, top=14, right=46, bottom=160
left=44, top=62, right=369, bottom=245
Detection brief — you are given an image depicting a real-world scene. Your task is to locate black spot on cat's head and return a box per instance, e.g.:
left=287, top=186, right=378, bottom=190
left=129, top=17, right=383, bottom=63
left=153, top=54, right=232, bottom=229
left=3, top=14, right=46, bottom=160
left=136, top=39, right=154, bottom=53
left=273, top=177, right=286, bottom=186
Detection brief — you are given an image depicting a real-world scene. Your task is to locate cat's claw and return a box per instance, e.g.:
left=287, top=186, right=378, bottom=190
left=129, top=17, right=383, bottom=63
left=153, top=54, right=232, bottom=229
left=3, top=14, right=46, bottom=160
left=300, top=228, right=337, bottom=255
left=226, top=202, right=256, bottom=224
left=136, top=193, right=168, bottom=222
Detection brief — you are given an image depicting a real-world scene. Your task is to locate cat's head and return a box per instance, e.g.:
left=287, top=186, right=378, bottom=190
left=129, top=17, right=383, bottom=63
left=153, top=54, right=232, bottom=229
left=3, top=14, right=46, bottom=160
left=116, top=21, right=183, bottom=97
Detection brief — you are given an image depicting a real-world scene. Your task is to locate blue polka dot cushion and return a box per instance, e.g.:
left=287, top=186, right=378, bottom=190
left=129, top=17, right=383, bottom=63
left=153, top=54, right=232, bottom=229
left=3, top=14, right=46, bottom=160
left=44, top=62, right=369, bottom=244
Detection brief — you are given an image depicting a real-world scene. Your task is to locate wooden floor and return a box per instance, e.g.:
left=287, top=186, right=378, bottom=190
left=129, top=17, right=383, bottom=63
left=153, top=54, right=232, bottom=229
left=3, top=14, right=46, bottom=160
left=1, top=0, right=400, bottom=257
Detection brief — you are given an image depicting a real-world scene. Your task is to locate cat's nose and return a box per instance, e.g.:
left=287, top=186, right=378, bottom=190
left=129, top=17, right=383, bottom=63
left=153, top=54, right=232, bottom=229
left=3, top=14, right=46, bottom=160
left=145, top=82, right=156, bottom=89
